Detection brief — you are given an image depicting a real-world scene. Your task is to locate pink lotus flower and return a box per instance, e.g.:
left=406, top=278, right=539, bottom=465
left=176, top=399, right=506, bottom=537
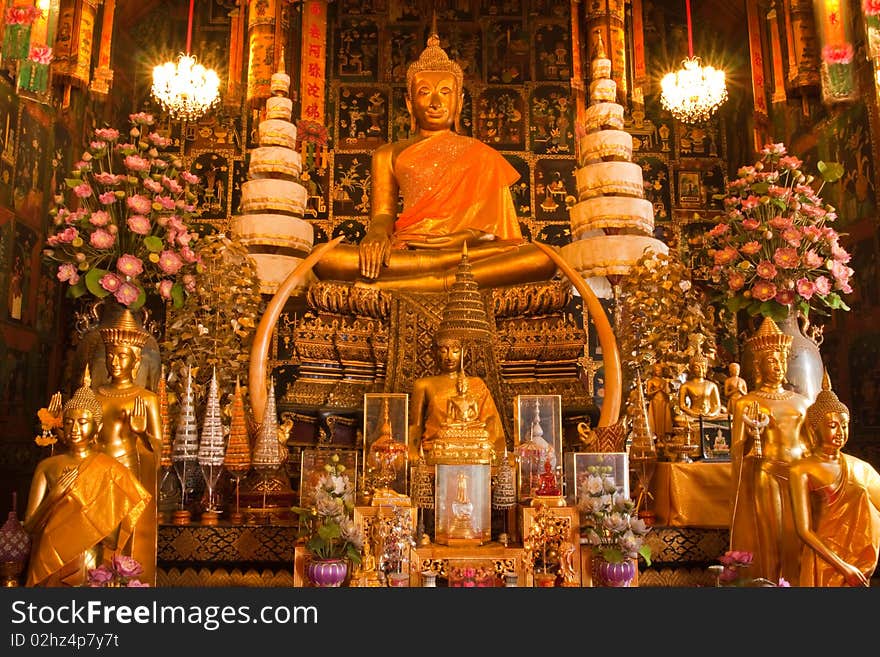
left=116, top=254, right=144, bottom=278
left=114, top=281, right=140, bottom=306
left=59, top=227, right=78, bottom=243
left=782, top=227, right=802, bottom=246
left=182, top=171, right=200, bottom=184
left=57, top=263, right=79, bottom=284
left=773, top=247, right=800, bottom=269
left=157, top=279, right=174, bottom=300
left=804, top=250, right=823, bottom=268
left=162, top=176, right=183, bottom=194
left=94, top=128, right=120, bottom=141
left=756, top=260, right=778, bottom=279
left=99, top=273, right=122, bottom=293
left=708, top=223, right=729, bottom=237
left=728, top=271, right=745, bottom=291
left=99, top=191, right=117, bottom=205
left=778, top=155, right=802, bottom=170
left=93, top=172, right=122, bottom=185
left=822, top=43, right=854, bottom=65
left=143, top=178, right=163, bottom=193
left=28, top=45, right=53, bottom=65
left=73, top=183, right=93, bottom=198
left=814, top=276, right=832, bottom=295
left=831, top=242, right=851, bottom=263
left=147, top=132, right=172, bottom=148
left=775, top=289, right=796, bottom=305
left=88, top=211, right=110, bottom=226
left=740, top=195, right=760, bottom=210
left=127, top=194, right=152, bottom=214
left=158, top=250, right=183, bottom=275
left=128, top=112, right=155, bottom=126
left=741, top=218, right=760, bottom=230
left=713, top=247, right=739, bottom=266
left=751, top=281, right=778, bottom=301
left=796, top=278, right=816, bottom=300
left=126, top=579, right=151, bottom=587
left=769, top=215, right=793, bottom=230
left=90, top=229, right=116, bottom=249
left=126, top=214, right=151, bottom=235
left=740, top=241, right=761, bottom=256
left=124, top=154, right=151, bottom=172
left=155, top=195, right=176, bottom=210
left=183, top=274, right=196, bottom=293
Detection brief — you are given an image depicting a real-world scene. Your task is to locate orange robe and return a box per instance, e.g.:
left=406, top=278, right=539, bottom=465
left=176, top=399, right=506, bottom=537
left=799, top=454, right=880, bottom=586
left=393, top=131, right=522, bottom=247
left=27, top=453, right=152, bottom=587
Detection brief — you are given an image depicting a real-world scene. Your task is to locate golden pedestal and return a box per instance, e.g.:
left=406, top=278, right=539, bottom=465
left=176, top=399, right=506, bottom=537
left=410, top=542, right=524, bottom=587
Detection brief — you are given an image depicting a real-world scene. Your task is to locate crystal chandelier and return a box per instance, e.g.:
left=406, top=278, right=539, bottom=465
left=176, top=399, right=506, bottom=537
left=151, top=0, right=220, bottom=122
left=659, top=0, right=727, bottom=124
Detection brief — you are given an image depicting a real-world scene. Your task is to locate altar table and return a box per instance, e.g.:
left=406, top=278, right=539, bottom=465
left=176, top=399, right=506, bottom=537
left=649, top=461, right=733, bottom=528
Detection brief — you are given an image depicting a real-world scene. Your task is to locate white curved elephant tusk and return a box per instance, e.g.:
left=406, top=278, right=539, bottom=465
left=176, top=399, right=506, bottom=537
left=531, top=241, right=622, bottom=427
left=249, top=236, right=346, bottom=420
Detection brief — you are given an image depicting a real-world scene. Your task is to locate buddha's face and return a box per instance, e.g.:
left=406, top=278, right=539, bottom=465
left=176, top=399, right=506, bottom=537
left=758, top=351, right=787, bottom=385
left=407, top=70, right=460, bottom=132
left=816, top=411, right=849, bottom=451
left=106, top=345, right=140, bottom=381
left=690, top=360, right=707, bottom=378
left=652, top=363, right=663, bottom=376
left=62, top=408, right=99, bottom=447
left=729, top=363, right=740, bottom=377
left=435, top=339, right=463, bottom=373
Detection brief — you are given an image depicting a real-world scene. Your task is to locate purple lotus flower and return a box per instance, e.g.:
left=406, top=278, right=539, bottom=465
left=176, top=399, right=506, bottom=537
left=112, top=554, right=144, bottom=578
left=88, top=565, right=114, bottom=587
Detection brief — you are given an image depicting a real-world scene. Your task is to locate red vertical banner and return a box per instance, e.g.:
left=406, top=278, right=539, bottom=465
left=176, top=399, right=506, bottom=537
left=299, top=0, right=327, bottom=125
left=746, top=0, right=768, bottom=122
left=631, top=0, right=646, bottom=86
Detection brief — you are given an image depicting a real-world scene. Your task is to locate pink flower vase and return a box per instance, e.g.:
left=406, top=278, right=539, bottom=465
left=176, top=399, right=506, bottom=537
left=592, top=557, right=636, bottom=587
left=306, top=558, right=348, bottom=587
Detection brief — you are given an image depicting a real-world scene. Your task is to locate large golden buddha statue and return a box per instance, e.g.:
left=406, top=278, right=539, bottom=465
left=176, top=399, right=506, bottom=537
left=313, top=33, right=557, bottom=292
left=789, top=374, right=880, bottom=586
left=93, top=309, right=162, bottom=585
left=23, top=373, right=151, bottom=587
left=729, top=317, right=811, bottom=585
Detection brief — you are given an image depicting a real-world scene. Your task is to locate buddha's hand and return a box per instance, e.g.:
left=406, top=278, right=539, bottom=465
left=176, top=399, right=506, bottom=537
left=406, top=229, right=489, bottom=250
left=842, top=563, right=869, bottom=587
left=359, top=231, right=392, bottom=279
left=129, top=395, right=148, bottom=435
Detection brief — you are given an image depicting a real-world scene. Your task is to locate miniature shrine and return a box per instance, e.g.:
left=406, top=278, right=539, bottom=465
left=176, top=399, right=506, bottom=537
left=1, top=0, right=880, bottom=591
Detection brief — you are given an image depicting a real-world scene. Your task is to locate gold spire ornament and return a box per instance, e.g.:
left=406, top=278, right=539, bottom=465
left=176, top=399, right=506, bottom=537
left=436, top=244, right=493, bottom=346
left=224, top=377, right=252, bottom=524
left=158, top=365, right=172, bottom=469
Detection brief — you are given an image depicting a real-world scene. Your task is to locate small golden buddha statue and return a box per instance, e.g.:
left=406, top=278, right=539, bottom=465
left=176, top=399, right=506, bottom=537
left=730, top=317, right=811, bottom=585
left=790, top=373, right=880, bottom=587
left=645, top=362, right=673, bottom=440
left=448, top=471, right=475, bottom=540
left=313, top=32, right=557, bottom=292
left=723, top=362, right=748, bottom=410
left=408, top=336, right=504, bottom=465
left=677, top=355, right=726, bottom=422
left=94, top=309, right=162, bottom=586
left=23, top=372, right=151, bottom=587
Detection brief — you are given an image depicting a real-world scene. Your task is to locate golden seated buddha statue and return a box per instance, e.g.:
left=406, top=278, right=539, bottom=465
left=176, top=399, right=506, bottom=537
left=312, top=33, right=557, bottom=293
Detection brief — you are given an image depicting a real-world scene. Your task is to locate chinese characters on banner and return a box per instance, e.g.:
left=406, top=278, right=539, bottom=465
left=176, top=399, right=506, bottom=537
left=300, top=0, right=327, bottom=125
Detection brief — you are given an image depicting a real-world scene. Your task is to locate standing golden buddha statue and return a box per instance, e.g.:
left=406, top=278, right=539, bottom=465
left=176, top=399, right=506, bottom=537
left=789, top=373, right=880, bottom=586
left=93, top=309, right=162, bottom=586
left=23, top=371, right=151, bottom=587
left=313, top=32, right=557, bottom=292
left=729, top=317, right=811, bottom=585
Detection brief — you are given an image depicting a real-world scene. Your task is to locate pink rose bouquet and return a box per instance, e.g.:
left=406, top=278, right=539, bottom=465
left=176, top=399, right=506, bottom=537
left=700, top=142, right=851, bottom=321
left=43, top=113, right=203, bottom=310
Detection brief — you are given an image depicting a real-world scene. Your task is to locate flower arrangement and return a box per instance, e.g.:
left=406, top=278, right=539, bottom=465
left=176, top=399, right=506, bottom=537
left=43, top=112, right=203, bottom=311
left=87, top=555, right=150, bottom=587
left=708, top=550, right=789, bottom=587
left=2, top=5, right=43, bottom=61
left=864, top=0, right=880, bottom=59
left=292, top=453, right=364, bottom=563
left=821, top=43, right=856, bottom=98
left=700, top=142, right=851, bottom=322
left=522, top=501, right=565, bottom=576
left=577, top=465, right=651, bottom=566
